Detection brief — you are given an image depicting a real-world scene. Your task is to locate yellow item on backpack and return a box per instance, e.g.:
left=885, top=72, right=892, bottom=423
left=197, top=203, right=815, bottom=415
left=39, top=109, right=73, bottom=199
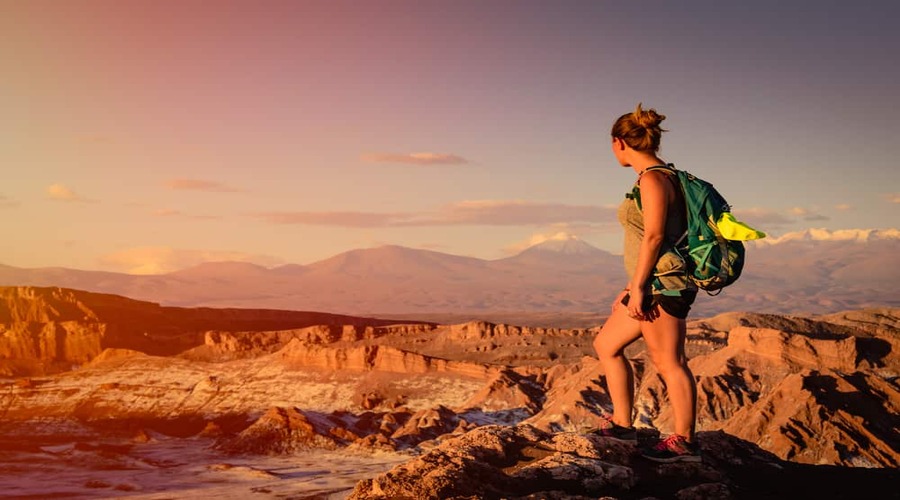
left=716, top=212, right=766, bottom=241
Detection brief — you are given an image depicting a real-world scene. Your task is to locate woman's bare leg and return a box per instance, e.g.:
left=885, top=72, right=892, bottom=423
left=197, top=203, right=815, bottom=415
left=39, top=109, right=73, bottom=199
left=641, top=308, right=696, bottom=439
left=593, top=305, right=643, bottom=427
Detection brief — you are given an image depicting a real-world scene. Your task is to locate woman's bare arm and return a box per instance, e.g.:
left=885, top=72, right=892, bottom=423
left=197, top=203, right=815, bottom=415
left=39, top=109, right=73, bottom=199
left=626, top=171, right=670, bottom=318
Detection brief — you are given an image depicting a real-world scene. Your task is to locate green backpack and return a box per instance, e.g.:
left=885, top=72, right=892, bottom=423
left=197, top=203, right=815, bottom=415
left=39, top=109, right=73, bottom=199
left=630, top=164, right=765, bottom=294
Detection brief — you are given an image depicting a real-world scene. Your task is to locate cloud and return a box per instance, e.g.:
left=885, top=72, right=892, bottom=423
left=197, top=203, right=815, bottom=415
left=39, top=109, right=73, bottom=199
left=732, top=207, right=793, bottom=226
left=164, top=179, right=244, bottom=192
left=0, top=194, right=19, bottom=208
left=834, top=203, right=853, bottom=211
left=362, top=152, right=470, bottom=165
left=789, top=207, right=829, bottom=222
left=252, top=211, right=406, bottom=227
left=98, top=247, right=284, bottom=275
left=502, top=231, right=582, bottom=255
left=46, top=184, right=94, bottom=203
left=424, top=200, right=613, bottom=226
left=886, top=193, right=900, bottom=204
left=251, top=200, right=615, bottom=228
left=153, top=208, right=222, bottom=220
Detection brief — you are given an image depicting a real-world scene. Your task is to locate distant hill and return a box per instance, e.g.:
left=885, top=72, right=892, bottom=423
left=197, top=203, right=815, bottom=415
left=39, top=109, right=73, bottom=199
left=0, top=229, right=897, bottom=318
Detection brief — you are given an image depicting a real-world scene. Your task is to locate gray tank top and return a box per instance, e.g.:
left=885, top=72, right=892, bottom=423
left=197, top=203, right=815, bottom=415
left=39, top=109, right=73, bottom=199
left=617, top=167, right=695, bottom=293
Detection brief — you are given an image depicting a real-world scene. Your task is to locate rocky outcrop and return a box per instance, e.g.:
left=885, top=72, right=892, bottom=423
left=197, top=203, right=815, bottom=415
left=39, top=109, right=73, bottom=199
left=193, top=322, right=444, bottom=359
left=215, top=404, right=481, bottom=455
left=0, top=286, right=422, bottom=376
left=461, top=369, right=546, bottom=414
left=276, top=340, right=497, bottom=379
left=719, top=369, right=900, bottom=467
left=447, top=321, right=581, bottom=341
left=216, top=407, right=349, bottom=454
left=726, top=326, right=858, bottom=372
left=523, top=359, right=611, bottom=433
left=0, top=321, right=106, bottom=374
left=347, top=424, right=900, bottom=500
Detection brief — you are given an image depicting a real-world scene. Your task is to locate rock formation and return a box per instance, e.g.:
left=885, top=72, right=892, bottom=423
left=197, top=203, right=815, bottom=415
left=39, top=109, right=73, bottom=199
left=348, top=424, right=900, bottom=499
left=0, top=286, right=418, bottom=376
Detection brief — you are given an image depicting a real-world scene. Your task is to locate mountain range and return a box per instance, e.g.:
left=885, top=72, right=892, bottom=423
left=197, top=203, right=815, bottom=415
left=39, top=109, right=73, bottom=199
left=1, top=229, right=897, bottom=325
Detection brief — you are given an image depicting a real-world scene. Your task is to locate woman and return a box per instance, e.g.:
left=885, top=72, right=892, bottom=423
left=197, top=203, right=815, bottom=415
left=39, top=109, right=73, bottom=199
left=591, top=103, right=700, bottom=463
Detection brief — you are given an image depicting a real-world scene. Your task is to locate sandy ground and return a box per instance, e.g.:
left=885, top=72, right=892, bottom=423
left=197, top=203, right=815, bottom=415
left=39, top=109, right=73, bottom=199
left=0, top=434, right=409, bottom=499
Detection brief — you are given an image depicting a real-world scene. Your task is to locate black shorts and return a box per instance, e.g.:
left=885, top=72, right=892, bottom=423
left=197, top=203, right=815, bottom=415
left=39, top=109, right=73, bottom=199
left=624, top=291, right=697, bottom=319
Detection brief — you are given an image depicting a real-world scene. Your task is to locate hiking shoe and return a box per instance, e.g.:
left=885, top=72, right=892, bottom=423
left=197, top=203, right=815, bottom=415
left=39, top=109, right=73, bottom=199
left=583, top=415, right=637, bottom=443
left=641, top=434, right=701, bottom=463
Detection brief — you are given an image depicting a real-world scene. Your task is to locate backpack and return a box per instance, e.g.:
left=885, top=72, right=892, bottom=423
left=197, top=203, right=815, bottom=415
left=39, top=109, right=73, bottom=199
left=630, top=164, right=765, bottom=295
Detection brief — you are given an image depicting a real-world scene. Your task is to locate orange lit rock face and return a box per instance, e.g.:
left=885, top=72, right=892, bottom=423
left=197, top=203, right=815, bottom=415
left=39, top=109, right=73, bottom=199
left=1, top=286, right=898, bottom=498
left=0, top=286, right=416, bottom=376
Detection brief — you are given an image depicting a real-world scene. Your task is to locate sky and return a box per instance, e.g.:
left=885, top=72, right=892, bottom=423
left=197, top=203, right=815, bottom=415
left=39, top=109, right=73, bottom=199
left=2, top=0, right=898, bottom=274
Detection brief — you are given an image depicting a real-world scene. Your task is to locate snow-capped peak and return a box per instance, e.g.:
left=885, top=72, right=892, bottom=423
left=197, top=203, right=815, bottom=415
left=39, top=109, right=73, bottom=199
left=524, top=233, right=601, bottom=255
left=752, top=228, right=900, bottom=245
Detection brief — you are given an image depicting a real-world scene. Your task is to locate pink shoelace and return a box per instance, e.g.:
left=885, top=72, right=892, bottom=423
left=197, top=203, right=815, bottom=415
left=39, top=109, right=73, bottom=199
left=654, top=434, right=687, bottom=451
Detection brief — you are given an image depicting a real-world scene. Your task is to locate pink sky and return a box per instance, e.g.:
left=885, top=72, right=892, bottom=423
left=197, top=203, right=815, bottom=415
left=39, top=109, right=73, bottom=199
left=2, top=1, right=898, bottom=273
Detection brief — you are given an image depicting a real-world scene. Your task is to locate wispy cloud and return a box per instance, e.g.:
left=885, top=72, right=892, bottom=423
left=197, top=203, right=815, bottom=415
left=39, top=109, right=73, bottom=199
left=739, top=206, right=840, bottom=229
left=164, top=179, right=244, bottom=192
left=0, top=194, right=19, bottom=208
left=46, top=184, right=94, bottom=203
left=732, top=207, right=793, bottom=226
left=251, top=200, right=614, bottom=228
left=361, top=152, right=470, bottom=165
left=789, top=206, right=829, bottom=221
left=253, top=211, right=406, bottom=227
left=98, top=247, right=284, bottom=275
left=834, top=203, right=853, bottom=211
left=423, top=200, right=612, bottom=226
left=152, top=208, right=221, bottom=220
left=887, top=193, right=900, bottom=204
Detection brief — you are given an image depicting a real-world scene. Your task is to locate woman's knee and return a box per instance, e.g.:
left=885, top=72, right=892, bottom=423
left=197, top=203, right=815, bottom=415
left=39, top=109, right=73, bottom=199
left=594, top=338, right=625, bottom=362
left=652, top=357, right=690, bottom=379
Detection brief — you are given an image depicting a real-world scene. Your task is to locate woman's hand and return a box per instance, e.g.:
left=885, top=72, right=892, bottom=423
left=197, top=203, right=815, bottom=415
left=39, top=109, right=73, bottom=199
left=627, top=287, right=646, bottom=320
left=625, top=287, right=660, bottom=321
left=612, top=288, right=629, bottom=314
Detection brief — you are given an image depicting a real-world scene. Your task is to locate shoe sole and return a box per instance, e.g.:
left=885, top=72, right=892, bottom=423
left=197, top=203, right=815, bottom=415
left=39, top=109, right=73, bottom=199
left=641, top=454, right=702, bottom=463
left=583, top=431, right=637, bottom=445
left=599, top=435, right=638, bottom=445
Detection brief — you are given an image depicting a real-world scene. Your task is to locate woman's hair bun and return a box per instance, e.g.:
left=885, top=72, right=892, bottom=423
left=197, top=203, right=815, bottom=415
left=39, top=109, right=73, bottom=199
left=632, top=103, right=666, bottom=130
left=611, top=102, right=668, bottom=153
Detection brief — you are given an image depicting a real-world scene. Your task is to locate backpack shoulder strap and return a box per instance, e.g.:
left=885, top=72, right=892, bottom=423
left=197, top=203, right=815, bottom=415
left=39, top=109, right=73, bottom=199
left=628, top=163, right=681, bottom=210
left=641, top=163, right=677, bottom=176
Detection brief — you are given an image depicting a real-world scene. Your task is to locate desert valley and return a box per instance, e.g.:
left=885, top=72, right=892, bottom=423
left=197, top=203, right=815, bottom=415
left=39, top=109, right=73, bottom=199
left=0, top=285, right=898, bottom=499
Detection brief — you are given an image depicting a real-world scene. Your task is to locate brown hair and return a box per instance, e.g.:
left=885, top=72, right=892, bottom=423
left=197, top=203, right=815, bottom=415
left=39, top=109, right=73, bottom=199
left=611, top=103, right=667, bottom=152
